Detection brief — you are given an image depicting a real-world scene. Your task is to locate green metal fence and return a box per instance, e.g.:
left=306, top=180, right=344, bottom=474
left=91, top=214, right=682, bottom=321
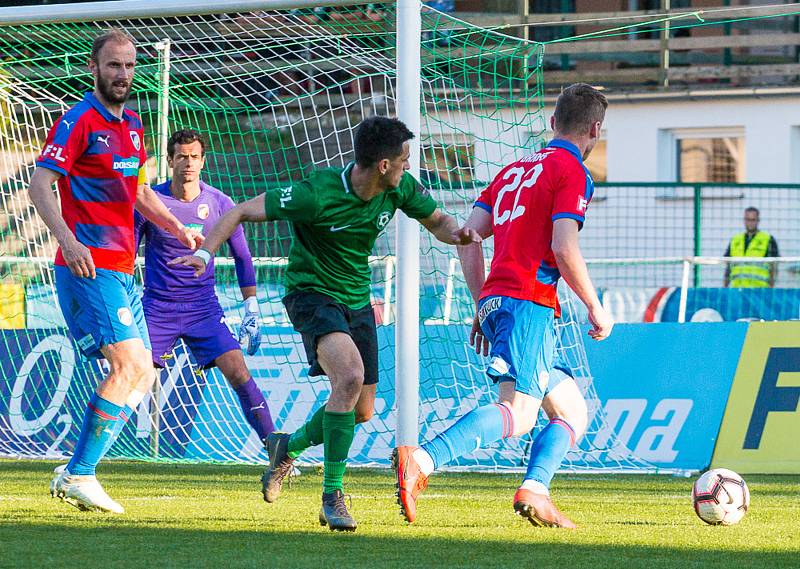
left=585, top=182, right=800, bottom=289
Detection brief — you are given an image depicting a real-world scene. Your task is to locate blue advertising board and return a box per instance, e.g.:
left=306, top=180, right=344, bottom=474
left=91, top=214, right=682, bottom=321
left=584, top=322, right=747, bottom=470
left=0, top=323, right=749, bottom=472
left=660, top=288, right=800, bottom=322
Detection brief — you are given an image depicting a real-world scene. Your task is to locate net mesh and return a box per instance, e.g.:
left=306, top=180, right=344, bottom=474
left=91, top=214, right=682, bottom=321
left=0, top=3, right=650, bottom=472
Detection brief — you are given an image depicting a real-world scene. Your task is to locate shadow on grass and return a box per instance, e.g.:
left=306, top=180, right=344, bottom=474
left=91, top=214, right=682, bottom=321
left=0, top=522, right=796, bottom=569
left=2, top=461, right=799, bottom=569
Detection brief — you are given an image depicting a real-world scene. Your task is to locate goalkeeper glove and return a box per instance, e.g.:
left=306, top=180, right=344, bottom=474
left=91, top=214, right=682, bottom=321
left=238, top=296, right=262, bottom=356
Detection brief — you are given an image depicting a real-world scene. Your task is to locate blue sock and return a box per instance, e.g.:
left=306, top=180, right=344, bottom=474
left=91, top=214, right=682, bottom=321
left=99, top=404, right=134, bottom=458
left=233, top=377, right=275, bottom=442
left=524, top=418, right=576, bottom=488
left=67, top=394, right=124, bottom=476
left=422, top=403, right=513, bottom=470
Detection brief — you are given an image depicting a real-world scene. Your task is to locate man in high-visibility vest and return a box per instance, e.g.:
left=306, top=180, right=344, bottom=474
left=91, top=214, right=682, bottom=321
left=724, top=206, right=779, bottom=288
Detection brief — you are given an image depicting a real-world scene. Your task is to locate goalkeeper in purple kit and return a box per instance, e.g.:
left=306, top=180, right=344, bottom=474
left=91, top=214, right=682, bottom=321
left=135, top=129, right=275, bottom=455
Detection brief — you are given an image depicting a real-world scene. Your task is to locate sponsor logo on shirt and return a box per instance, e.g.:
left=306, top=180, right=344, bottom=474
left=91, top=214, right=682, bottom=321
left=61, top=118, right=74, bottom=130
left=41, top=144, right=67, bottom=163
left=197, top=203, right=209, bottom=219
left=97, top=135, right=111, bottom=148
left=376, top=211, right=392, bottom=230
left=112, top=155, right=140, bottom=177
left=77, top=333, right=96, bottom=352
left=129, top=131, right=141, bottom=151
left=330, top=224, right=352, bottom=232
left=577, top=197, right=588, bottom=212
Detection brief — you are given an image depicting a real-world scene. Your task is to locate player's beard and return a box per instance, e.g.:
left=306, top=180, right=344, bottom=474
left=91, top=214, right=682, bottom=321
left=97, top=75, right=132, bottom=105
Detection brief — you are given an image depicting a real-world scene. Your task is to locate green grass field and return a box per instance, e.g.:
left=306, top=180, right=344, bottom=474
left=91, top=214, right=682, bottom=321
left=1, top=460, right=798, bottom=569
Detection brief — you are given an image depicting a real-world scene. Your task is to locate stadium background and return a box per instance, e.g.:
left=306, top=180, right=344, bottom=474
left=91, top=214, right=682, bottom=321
left=0, top=0, right=799, bottom=477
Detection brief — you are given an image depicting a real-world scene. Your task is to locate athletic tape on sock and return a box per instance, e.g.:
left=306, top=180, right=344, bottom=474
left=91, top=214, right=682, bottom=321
left=493, top=402, right=515, bottom=438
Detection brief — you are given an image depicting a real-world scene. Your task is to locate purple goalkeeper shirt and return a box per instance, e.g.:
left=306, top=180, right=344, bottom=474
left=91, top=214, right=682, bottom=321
left=134, top=180, right=256, bottom=303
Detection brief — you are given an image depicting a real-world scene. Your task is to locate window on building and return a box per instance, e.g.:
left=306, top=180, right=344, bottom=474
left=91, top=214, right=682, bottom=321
left=421, top=136, right=475, bottom=186
left=663, top=127, right=745, bottom=184
left=677, top=134, right=744, bottom=183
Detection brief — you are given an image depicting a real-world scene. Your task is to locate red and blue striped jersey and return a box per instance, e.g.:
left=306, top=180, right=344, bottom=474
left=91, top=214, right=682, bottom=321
left=475, top=139, right=594, bottom=317
left=37, top=92, right=147, bottom=275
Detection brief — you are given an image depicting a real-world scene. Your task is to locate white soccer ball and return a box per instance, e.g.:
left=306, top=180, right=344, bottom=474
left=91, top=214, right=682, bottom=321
left=692, top=468, right=750, bottom=525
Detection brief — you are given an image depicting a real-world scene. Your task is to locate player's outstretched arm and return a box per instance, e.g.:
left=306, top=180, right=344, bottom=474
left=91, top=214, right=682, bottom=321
left=169, top=194, right=267, bottom=277
left=552, top=218, right=614, bottom=341
left=457, top=207, right=493, bottom=355
left=226, top=210, right=261, bottom=355
left=419, top=208, right=482, bottom=246
left=457, top=207, right=493, bottom=303
left=28, top=166, right=96, bottom=279
left=135, top=183, right=203, bottom=250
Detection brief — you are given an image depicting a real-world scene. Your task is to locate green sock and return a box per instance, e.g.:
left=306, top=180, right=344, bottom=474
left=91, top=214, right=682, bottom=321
left=322, top=409, right=355, bottom=494
left=287, top=405, right=325, bottom=459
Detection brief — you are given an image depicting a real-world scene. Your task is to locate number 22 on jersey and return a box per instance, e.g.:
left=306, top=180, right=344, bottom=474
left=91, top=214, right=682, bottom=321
left=493, top=163, right=543, bottom=226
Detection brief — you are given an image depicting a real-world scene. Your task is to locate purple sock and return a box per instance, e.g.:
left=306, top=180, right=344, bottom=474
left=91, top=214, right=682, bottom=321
left=233, top=378, right=275, bottom=442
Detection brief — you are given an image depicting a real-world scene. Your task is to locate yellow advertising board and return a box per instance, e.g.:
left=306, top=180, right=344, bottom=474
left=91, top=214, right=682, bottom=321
left=712, top=321, right=800, bottom=473
left=0, top=283, right=25, bottom=329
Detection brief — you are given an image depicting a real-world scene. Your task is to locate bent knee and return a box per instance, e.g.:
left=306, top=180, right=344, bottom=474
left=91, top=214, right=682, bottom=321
left=569, top=413, right=588, bottom=440
left=564, top=397, right=588, bottom=438
left=510, top=415, right=536, bottom=437
left=225, top=367, right=251, bottom=387
left=334, top=371, right=365, bottom=391
left=494, top=401, right=536, bottom=437
left=552, top=407, right=588, bottom=441
left=355, top=409, right=374, bottom=424
left=112, top=358, right=152, bottom=385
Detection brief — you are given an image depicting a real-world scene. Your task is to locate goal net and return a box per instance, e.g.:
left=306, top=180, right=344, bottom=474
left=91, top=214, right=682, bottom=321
left=0, top=0, right=651, bottom=472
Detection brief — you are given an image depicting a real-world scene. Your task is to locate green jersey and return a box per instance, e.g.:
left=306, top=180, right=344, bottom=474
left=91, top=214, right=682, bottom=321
left=263, top=162, right=438, bottom=308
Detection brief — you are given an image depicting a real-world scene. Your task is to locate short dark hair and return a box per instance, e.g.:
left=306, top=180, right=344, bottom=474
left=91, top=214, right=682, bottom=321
left=745, top=206, right=760, bottom=216
left=167, top=129, right=206, bottom=157
left=90, top=29, right=136, bottom=63
left=354, top=116, right=414, bottom=168
left=553, top=83, right=608, bottom=136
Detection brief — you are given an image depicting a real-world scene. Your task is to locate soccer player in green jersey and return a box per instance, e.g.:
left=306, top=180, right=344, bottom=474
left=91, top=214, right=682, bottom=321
left=171, top=116, right=479, bottom=531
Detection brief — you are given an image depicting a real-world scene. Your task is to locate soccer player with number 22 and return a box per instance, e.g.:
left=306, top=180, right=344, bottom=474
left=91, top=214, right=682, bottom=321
left=395, top=83, right=615, bottom=529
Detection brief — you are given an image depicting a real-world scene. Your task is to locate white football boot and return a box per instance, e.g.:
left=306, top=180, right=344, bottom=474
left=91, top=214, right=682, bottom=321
left=51, top=467, right=124, bottom=514
left=49, top=464, right=67, bottom=496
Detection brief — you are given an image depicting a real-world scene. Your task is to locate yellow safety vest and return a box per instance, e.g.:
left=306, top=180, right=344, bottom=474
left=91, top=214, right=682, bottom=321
left=729, top=231, right=772, bottom=288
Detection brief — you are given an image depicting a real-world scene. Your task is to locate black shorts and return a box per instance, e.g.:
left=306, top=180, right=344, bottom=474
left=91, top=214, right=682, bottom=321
left=282, top=290, right=379, bottom=385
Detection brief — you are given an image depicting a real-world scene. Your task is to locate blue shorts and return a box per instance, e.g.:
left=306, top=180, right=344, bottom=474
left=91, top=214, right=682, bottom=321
left=477, top=295, right=572, bottom=399
left=143, top=296, right=240, bottom=369
left=55, top=266, right=150, bottom=359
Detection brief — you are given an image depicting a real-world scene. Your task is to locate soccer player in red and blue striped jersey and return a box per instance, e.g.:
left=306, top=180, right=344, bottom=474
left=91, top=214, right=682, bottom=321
left=29, top=29, right=202, bottom=514
left=395, top=84, right=615, bottom=528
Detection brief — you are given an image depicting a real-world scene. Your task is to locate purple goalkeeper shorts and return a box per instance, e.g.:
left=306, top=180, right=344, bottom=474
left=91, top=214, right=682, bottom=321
left=142, top=296, right=240, bottom=369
